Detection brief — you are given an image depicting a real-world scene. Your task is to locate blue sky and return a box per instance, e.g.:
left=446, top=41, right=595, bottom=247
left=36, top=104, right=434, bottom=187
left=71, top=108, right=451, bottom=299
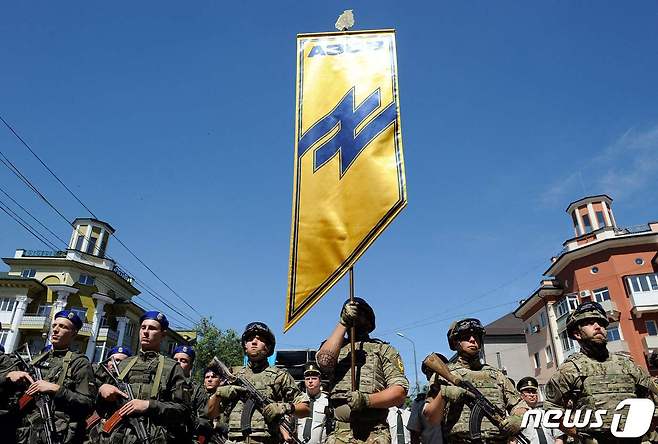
left=1, top=2, right=657, bottom=382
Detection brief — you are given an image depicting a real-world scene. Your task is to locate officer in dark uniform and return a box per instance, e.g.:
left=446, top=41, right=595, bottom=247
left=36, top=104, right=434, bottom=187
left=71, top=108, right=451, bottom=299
left=171, top=345, right=209, bottom=444
left=97, top=311, right=191, bottom=444
left=6, top=310, right=97, bottom=444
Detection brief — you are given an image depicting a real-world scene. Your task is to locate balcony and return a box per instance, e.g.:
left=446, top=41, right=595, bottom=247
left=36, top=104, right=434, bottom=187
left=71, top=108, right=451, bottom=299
left=608, top=340, right=630, bottom=355
left=79, top=323, right=93, bottom=335
left=642, top=336, right=658, bottom=353
left=97, top=327, right=119, bottom=342
left=19, top=315, right=48, bottom=330
left=630, top=290, right=658, bottom=317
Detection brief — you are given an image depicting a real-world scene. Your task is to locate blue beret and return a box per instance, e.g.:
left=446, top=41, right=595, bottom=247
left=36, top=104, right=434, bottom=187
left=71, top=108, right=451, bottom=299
left=109, top=345, right=132, bottom=357
left=54, top=310, right=83, bottom=330
left=173, top=345, right=195, bottom=360
left=139, top=311, right=169, bottom=330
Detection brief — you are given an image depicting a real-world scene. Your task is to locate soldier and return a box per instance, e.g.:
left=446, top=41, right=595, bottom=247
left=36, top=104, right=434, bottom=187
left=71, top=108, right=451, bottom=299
left=209, top=321, right=309, bottom=444
left=6, top=310, right=97, bottom=444
left=407, top=358, right=442, bottom=444
left=423, top=318, right=528, bottom=443
left=171, top=345, right=208, bottom=444
left=543, top=301, right=657, bottom=443
left=85, top=345, right=134, bottom=444
left=97, top=310, right=191, bottom=443
left=296, top=362, right=328, bottom=444
left=514, top=377, right=563, bottom=444
left=200, top=367, right=227, bottom=444
left=315, top=297, right=409, bottom=444
left=0, top=323, right=20, bottom=444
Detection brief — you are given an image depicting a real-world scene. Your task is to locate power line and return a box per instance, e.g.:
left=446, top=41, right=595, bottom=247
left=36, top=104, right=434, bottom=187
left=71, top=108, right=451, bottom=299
left=0, top=200, right=58, bottom=250
left=0, top=114, right=202, bottom=318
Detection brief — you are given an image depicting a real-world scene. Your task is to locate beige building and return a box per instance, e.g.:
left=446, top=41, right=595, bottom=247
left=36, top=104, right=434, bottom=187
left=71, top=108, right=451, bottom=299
left=482, top=312, right=533, bottom=385
left=515, top=195, right=658, bottom=391
left=0, top=217, right=190, bottom=360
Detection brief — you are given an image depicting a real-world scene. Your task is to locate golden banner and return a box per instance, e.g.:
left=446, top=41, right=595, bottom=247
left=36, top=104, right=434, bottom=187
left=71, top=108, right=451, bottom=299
left=285, top=30, right=406, bottom=331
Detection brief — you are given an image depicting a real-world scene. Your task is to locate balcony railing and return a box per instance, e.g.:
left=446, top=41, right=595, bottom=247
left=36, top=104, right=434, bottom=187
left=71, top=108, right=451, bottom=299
left=615, top=224, right=651, bottom=235
left=79, top=323, right=93, bottom=335
left=21, top=250, right=67, bottom=258
left=630, top=290, right=658, bottom=316
left=642, top=335, right=658, bottom=352
left=20, top=315, right=48, bottom=329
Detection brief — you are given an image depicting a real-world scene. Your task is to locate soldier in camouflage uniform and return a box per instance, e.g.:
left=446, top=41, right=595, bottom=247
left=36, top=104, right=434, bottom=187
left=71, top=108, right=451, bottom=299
left=97, top=311, right=191, bottom=443
left=200, top=367, right=227, bottom=444
left=543, top=301, right=657, bottom=443
left=5, top=310, right=97, bottom=444
left=423, top=318, right=528, bottom=443
left=210, top=322, right=309, bottom=444
left=316, top=297, right=409, bottom=444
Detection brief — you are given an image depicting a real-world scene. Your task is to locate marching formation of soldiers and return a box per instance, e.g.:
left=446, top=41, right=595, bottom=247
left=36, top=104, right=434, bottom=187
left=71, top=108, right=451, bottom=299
left=0, top=298, right=657, bottom=444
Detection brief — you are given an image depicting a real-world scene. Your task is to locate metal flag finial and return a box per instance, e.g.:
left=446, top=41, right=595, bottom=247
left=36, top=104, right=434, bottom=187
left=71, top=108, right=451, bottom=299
left=335, top=9, right=355, bottom=31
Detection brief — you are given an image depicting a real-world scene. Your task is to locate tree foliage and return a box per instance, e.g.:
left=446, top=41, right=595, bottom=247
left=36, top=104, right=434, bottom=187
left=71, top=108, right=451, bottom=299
left=193, top=317, right=243, bottom=379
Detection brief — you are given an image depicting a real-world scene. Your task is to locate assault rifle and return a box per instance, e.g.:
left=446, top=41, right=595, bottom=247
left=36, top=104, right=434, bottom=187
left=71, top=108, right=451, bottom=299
left=100, top=357, right=152, bottom=444
left=13, top=347, right=60, bottom=444
left=209, top=357, right=303, bottom=444
left=423, top=353, right=530, bottom=444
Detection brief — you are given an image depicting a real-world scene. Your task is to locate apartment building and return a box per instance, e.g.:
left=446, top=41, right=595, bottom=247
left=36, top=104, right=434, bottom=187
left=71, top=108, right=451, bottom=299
left=515, top=195, right=658, bottom=387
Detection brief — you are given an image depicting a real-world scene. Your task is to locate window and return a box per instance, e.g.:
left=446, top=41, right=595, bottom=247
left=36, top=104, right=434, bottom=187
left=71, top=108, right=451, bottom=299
left=528, top=323, right=535, bottom=335
left=125, top=321, right=135, bottom=338
left=555, top=295, right=578, bottom=318
left=596, top=211, right=606, bottom=228
left=560, top=330, right=575, bottom=351
left=582, top=214, right=592, bottom=233
left=608, top=325, right=621, bottom=342
left=70, top=307, right=87, bottom=322
left=646, top=320, right=658, bottom=336
left=74, top=235, right=85, bottom=251
left=78, top=274, right=96, bottom=286
left=628, top=274, right=658, bottom=294
left=594, top=287, right=610, bottom=303
left=635, top=258, right=645, bottom=265
left=36, top=304, right=52, bottom=317
left=0, top=297, right=16, bottom=312
left=533, top=352, right=541, bottom=369
left=540, top=312, right=547, bottom=327
left=572, top=212, right=581, bottom=235
left=591, top=266, right=599, bottom=274
left=0, top=329, right=9, bottom=346
left=20, top=269, right=36, bottom=278
left=546, top=345, right=554, bottom=363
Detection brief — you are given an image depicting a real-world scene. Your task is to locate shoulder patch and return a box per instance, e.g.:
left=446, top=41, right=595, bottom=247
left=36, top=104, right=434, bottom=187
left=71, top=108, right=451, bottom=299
left=396, top=355, right=405, bottom=373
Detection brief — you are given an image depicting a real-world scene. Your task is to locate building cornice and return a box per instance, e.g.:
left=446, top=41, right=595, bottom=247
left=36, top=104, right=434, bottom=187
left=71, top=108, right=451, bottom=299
left=545, top=231, right=658, bottom=277
left=565, top=194, right=612, bottom=214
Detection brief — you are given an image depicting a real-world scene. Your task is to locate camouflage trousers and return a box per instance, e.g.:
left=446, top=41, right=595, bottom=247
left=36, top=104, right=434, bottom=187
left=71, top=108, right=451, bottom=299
left=16, top=414, right=84, bottom=444
left=326, top=421, right=391, bottom=444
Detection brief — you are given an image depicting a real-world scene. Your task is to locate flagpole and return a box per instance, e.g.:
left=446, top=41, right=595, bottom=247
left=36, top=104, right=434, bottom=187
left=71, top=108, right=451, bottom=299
left=349, top=266, right=356, bottom=390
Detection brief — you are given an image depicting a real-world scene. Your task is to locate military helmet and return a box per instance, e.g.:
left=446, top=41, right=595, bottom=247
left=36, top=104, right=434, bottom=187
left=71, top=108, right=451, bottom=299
left=241, top=321, right=276, bottom=357
left=341, top=297, right=376, bottom=334
left=566, top=301, right=609, bottom=339
left=447, top=318, right=486, bottom=350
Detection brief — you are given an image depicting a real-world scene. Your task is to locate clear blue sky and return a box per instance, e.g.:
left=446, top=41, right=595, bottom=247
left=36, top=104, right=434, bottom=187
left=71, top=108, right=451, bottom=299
left=1, top=2, right=657, bottom=382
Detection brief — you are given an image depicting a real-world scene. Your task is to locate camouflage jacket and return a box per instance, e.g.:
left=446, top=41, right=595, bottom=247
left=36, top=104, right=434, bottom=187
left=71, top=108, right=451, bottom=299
left=16, top=348, right=97, bottom=444
left=325, top=337, right=409, bottom=425
left=98, top=350, right=192, bottom=444
left=543, top=351, right=656, bottom=440
left=428, top=356, right=526, bottom=442
left=224, top=360, right=306, bottom=440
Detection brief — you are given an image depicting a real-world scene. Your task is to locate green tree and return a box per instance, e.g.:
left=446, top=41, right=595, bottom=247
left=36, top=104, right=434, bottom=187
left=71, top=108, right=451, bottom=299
left=193, top=317, right=243, bottom=379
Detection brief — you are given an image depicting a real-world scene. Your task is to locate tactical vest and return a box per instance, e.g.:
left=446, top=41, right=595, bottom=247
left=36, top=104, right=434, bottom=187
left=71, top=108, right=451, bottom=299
left=564, top=352, right=637, bottom=430
left=444, top=362, right=508, bottom=441
left=118, top=352, right=177, bottom=401
left=327, top=339, right=394, bottom=423
left=227, top=365, right=285, bottom=438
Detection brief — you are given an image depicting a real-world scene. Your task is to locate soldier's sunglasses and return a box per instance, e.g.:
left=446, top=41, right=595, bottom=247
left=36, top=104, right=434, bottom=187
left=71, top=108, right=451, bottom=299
left=245, top=322, right=268, bottom=332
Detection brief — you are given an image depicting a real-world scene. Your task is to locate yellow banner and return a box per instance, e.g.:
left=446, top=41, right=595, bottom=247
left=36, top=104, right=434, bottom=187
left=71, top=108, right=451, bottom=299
left=285, top=30, right=406, bottom=331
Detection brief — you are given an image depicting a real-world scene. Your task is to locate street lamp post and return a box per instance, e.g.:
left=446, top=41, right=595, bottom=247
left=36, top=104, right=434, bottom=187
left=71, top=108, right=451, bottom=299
left=396, top=332, right=420, bottom=395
